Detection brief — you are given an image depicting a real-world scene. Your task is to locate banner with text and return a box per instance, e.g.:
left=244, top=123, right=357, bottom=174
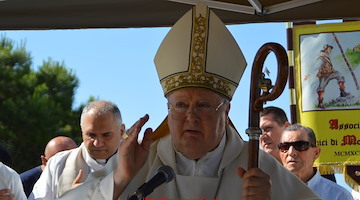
left=293, top=21, right=360, bottom=190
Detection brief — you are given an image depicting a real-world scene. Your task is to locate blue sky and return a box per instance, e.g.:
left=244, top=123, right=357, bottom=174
left=2, top=22, right=353, bottom=192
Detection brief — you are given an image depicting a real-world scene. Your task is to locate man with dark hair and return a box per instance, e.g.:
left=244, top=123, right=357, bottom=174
left=259, top=106, right=290, bottom=162
left=279, top=123, right=353, bottom=200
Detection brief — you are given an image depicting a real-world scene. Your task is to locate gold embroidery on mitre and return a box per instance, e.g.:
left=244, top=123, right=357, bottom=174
left=161, top=8, right=235, bottom=98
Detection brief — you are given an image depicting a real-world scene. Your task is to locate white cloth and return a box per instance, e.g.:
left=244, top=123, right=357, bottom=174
left=175, top=131, right=226, bottom=177
left=60, top=124, right=322, bottom=200
left=30, top=143, right=115, bottom=200
left=352, top=189, right=360, bottom=200
left=307, top=170, right=353, bottom=200
left=0, top=162, right=27, bottom=200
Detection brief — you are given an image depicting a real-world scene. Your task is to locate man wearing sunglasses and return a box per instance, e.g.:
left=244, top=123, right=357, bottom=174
left=279, top=123, right=353, bottom=200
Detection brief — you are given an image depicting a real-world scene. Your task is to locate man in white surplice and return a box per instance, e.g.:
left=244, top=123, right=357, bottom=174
left=0, top=161, right=27, bottom=200
left=29, top=100, right=125, bottom=200
left=60, top=3, right=322, bottom=200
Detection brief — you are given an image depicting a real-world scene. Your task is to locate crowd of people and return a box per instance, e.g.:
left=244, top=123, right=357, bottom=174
left=1, top=102, right=357, bottom=200
left=259, top=107, right=353, bottom=199
left=0, top=2, right=359, bottom=200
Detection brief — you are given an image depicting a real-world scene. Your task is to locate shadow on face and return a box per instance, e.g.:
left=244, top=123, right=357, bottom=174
left=82, top=111, right=124, bottom=160
left=167, top=88, right=230, bottom=160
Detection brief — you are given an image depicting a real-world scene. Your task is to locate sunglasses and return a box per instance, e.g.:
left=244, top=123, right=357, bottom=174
left=278, top=141, right=314, bottom=153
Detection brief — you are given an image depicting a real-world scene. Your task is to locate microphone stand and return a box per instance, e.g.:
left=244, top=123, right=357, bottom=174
left=246, top=42, right=288, bottom=169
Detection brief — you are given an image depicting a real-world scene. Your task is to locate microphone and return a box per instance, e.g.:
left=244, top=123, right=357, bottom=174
left=129, top=165, right=175, bottom=200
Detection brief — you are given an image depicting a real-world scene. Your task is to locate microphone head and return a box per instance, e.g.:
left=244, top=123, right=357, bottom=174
left=132, top=165, right=175, bottom=199
left=157, top=165, right=175, bottom=183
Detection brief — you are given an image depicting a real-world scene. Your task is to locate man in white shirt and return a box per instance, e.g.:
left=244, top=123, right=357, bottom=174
left=29, top=100, right=125, bottom=200
left=279, top=123, right=353, bottom=200
left=0, top=161, right=27, bottom=200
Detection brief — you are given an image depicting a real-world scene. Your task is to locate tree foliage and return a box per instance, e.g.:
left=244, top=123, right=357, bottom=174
left=0, top=36, right=85, bottom=172
left=345, top=48, right=360, bottom=67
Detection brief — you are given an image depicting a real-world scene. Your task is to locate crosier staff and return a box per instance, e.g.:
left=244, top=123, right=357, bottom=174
left=246, top=42, right=288, bottom=169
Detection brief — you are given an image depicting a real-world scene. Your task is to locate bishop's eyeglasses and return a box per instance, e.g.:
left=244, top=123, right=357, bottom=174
left=168, top=101, right=225, bottom=121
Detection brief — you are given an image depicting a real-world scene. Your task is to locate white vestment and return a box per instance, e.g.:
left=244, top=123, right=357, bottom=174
left=30, top=143, right=117, bottom=200
left=61, top=125, right=322, bottom=200
left=0, top=162, right=27, bottom=200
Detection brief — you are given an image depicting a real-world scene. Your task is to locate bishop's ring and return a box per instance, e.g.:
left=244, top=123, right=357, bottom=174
left=122, top=132, right=129, bottom=140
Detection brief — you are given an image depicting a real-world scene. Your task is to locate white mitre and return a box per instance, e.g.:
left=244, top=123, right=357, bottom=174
left=154, top=2, right=247, bottom=100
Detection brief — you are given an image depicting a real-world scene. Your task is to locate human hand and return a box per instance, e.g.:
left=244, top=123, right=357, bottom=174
left=0, top=189, right=14, bottom=200
left=113, top=114, right=153, bottom=195
left=237, top=167, right=271, bottom=200
left=71, top=169, right=83, bottom=189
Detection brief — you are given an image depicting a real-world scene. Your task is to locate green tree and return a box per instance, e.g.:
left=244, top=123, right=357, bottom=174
left=0, top=36, right=85, bottom=172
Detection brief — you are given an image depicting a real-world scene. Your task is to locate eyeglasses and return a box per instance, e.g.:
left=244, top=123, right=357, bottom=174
left=278, top=141, right=314, bottom=153
left=168, top=101, right=224, bottom=121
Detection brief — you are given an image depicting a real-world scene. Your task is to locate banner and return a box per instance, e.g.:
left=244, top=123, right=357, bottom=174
left=293, top=21, right=360, bottom=190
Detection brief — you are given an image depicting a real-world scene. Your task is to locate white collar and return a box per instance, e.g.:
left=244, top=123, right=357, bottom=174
left=175, top=131, right=226, bottom=177
left=81, top=144, right=106, bottom=171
